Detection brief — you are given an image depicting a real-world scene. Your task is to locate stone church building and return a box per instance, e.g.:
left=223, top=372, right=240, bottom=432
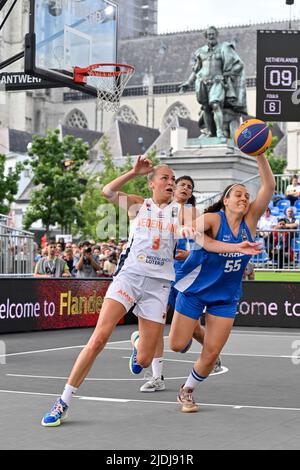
left=1, top=3, right=299, bottom=169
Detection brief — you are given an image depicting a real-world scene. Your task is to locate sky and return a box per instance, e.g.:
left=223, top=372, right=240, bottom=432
left=157, top=0, right=300, bottom=34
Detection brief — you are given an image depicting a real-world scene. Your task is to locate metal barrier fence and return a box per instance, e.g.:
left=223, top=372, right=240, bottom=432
left=0, top=225, right=299, bottom=276
left=252, top=229, right=300, bottom=271
left=197, top=174, right=298, bottom=211
left=0, top=223, right=34, bottom=276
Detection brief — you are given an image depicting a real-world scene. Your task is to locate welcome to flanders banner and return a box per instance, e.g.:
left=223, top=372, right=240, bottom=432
left=0, top=278, right=117, bottom=333
left=0, top=279, right=299, bottom=333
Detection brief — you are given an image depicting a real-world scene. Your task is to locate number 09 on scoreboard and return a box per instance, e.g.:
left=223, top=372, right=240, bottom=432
left=256, top=30, right=300, bottom=122
left=264, top=66, right=297, bottom=92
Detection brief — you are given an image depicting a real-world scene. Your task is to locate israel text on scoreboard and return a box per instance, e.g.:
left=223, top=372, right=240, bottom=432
left=256, top=30, right=300, bottom=122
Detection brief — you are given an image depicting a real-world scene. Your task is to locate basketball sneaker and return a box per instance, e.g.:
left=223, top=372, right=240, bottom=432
left=129, top=330, right=143, bottom=375
left=177, top=385, right=199, bottom=413
left=212, top=356, right=222, bottom=374
left=41, top=398, right=68, bottom=427
left=140, top=374, right=165, bottom=392
left=180, top=338, right=193, bottom=354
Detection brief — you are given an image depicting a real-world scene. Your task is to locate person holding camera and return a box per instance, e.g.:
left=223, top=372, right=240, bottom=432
left=74, top=241, right=101, bottom=278
left=34, top=241, right=71, bottom=278
left=103, top=250, right=118, bottom=276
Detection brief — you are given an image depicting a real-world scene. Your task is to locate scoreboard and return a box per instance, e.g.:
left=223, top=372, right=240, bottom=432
left=256, top=30, right=300, bottom=121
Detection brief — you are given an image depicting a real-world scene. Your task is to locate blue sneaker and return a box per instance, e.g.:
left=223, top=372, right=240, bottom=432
left=41, top=398, right=68, bottom=427
left=180, top=338, right=193, bottom=354
left=129, top=330, right=143, bottom=375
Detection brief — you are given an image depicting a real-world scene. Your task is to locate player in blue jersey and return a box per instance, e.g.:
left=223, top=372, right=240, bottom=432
left=139, top=176, right=220, bottom=393
left=169, top=153, right=275, bottom=412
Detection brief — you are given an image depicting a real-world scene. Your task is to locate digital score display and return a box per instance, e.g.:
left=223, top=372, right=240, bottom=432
left=256, top=30, right=300, bottom=121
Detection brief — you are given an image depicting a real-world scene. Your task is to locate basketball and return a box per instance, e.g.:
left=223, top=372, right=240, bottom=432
left=235, top=119, right=272, bottom=156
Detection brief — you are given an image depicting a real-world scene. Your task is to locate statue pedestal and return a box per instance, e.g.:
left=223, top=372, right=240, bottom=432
left=160, top=139, right=259, bottom=195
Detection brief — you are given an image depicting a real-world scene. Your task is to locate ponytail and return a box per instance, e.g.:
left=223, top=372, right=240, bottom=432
left=187, top=194, right=196, bottom=207
left=205, top=199, right=224, bottom=213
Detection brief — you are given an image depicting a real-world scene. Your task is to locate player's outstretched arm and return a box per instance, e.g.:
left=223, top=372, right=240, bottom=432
left=245, top=153, right=276, bottom=236
left=203, top=236, right=262, bottom=255
left=179, top=212, right=262, bottom=255
left=102, top=155, right=152, bottom=210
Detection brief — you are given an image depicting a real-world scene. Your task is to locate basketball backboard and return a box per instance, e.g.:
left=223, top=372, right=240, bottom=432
left=25, top=0, right=118, bottom=96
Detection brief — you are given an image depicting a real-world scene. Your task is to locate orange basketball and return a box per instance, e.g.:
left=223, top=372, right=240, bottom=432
left=235, top=119, right=272, bottom=156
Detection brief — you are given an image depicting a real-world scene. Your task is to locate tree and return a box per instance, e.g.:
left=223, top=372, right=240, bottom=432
left=79, top=137, right=159, bottom=240
left=264, top=125, right=288, bottom=194
left=0, top=154, right=23, bottom=215
left=23, top=129, right=90, bottom=235
left=265, top=124, right=287, bottom=175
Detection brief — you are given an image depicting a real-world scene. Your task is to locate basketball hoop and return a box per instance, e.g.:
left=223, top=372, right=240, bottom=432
left=74, top=63, right=135, bottom=113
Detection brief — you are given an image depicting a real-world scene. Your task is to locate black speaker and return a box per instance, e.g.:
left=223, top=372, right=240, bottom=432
left=286, top=0, right=294, bottom=5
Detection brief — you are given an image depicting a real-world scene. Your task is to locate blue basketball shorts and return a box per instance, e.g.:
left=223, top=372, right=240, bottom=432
left=168, top=282, right=178, bottom=308
left=175, top=292, right=238, bottom=320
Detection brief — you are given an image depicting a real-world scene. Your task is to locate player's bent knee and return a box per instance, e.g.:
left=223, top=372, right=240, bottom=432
left=169, top=337, right=187, bottom=353
left=136, top=353, right=152, bottom=369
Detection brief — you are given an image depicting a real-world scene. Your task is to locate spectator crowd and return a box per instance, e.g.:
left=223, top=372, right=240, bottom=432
left=254, top=174, right=300, bottom=269
left=33, top=175, right=300, bottom=278
left=34, top=237, right=126, bottom=278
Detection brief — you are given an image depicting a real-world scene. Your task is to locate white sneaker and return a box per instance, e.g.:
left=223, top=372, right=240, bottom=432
left=131, top=330, right=139, bottom=347
left=177, top=385, right=199, bottom=413
left=140, top=375, right=166, bottom=392
left=211, top=356, right=222, bottom=374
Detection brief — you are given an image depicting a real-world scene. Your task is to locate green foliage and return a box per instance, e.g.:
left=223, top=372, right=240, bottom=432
left=79, top=137, right=160, bottom=240
left=23, top=129, right=89, bottom=234
left=265, top=126, right=287, bottom=175
left=0, top=154, right=23, bottom=215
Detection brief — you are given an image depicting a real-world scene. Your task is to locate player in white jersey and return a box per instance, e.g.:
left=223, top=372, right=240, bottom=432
left=138, top=176, right=210, bottom=391
left=41, top=157, right=261, bottom=426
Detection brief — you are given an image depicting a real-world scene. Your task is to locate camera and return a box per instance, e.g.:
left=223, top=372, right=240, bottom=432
left=84, top=247, right=92, bottom=254
left=45, top=265, right=55, bottom=276
left=108, top=251, right=117, bottom=264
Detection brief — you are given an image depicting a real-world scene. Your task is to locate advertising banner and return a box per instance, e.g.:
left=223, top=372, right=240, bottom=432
left=235, top=281, right=300, bottom=328
left=0, top=279, right=299, bottom=333
left=0, top=278, right=113, bottom=333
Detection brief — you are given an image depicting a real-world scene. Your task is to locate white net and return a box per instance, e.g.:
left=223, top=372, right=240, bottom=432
left=87, top=64, right=135, bottom=113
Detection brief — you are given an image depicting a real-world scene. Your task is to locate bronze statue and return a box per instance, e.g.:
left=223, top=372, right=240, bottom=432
left=179, top=26, right=247, bottom=139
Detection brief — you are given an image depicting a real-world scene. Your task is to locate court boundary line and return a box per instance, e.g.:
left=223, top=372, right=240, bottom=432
left=6, top=373, right=189, bottom=381
left=1, top=343, right=299, bottom=359
left=0, top=388, right=300, bottom=412
left=4, top=366, right=229, bottom=381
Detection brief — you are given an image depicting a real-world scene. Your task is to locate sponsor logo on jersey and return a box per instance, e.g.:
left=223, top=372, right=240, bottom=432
left=137, top=254, right=146, bottom=262
left=116, top=289, right=135, bottom=304
left=222, top=234, right=232, bottom=241
left=144, top=255, right=171, bottom=266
